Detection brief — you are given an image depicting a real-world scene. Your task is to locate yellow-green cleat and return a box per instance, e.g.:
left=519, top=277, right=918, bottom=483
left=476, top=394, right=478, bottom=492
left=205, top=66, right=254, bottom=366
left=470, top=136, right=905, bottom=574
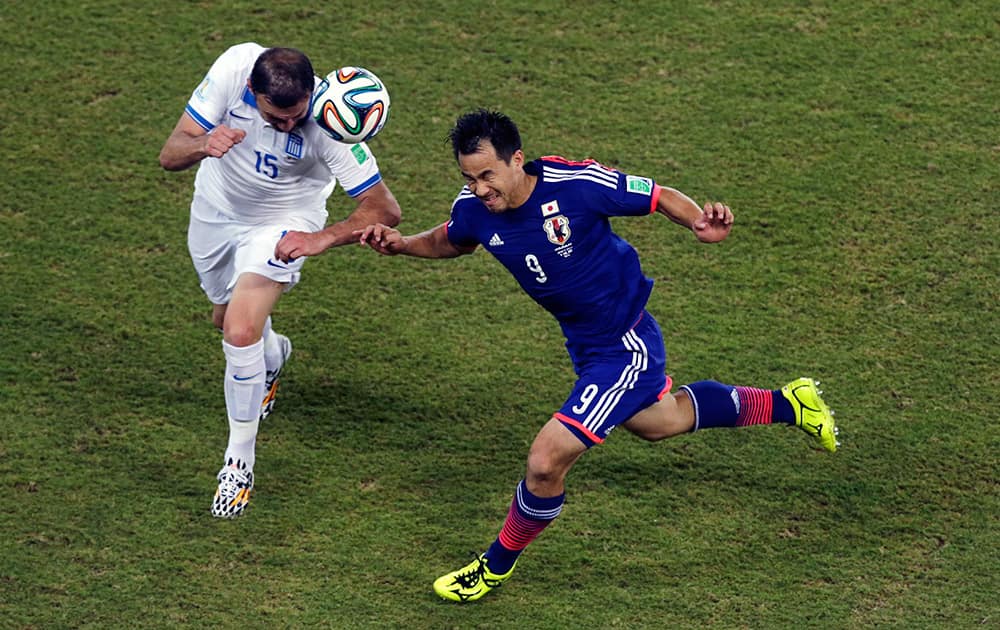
left=781, top=377, right=839, bottom=453
left=433, top=554, right=515, bottom=602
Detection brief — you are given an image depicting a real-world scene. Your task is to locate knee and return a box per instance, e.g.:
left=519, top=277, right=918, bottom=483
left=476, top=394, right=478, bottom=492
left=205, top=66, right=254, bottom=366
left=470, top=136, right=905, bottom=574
left=223, top=321, right=261, bottom=347
left=632, top=428, right=670, bottom=442
left=525, top=447, right=566, bottom=488
left=623, top=392, right=694, bottom=441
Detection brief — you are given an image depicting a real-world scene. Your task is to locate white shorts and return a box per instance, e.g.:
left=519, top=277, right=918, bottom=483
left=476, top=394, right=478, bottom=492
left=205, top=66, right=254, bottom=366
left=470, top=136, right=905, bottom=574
left=187, top=194, right=325, bottom=305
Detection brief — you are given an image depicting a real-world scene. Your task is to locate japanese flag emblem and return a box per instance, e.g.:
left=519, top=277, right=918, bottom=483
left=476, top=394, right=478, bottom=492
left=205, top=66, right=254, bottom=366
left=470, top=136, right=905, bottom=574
left=543, top=216, right=571, bottom=245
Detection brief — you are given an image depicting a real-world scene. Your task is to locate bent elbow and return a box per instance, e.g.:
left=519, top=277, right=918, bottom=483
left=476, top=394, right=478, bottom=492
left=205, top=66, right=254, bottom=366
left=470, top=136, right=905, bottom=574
left=382, top=205, right=402, bottom=228
left=158, top=152, right=180, bottom=171
left=158, top=146, right=193, bottom=171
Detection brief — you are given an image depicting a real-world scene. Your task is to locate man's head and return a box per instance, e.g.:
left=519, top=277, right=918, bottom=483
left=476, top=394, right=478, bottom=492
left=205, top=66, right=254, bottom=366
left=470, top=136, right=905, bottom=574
left=249, top=47, right=314, bottom=132
left=449, top=109, right=522, bottom=162
left=449, top=110, right=532, bottom=212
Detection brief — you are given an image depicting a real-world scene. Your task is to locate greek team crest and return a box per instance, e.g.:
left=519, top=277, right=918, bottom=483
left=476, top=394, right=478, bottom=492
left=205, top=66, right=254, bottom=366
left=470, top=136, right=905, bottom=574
left=543, top=215, right=571, bottom=245
left=285, top=132, right=303, bottom=159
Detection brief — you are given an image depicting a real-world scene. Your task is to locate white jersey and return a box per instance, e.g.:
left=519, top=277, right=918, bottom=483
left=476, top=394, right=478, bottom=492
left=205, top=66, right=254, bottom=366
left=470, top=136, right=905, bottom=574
left=184, top=42, right=382, bottom=224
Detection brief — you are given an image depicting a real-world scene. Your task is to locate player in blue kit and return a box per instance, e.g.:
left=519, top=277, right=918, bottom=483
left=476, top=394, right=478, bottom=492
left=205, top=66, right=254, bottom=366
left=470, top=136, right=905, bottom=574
left=358, top=109, right=838, bottom=602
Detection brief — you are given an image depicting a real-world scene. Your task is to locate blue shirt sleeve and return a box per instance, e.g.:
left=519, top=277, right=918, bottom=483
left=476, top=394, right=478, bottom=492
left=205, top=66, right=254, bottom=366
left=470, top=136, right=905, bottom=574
left=445, top=190, right=481, bottom=248
left=599, top=170, right=658, bottom=217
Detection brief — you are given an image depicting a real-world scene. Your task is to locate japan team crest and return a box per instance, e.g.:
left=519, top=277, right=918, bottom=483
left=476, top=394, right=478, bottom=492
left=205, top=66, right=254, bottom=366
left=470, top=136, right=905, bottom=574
left=543, top=215, right=571, bottom=245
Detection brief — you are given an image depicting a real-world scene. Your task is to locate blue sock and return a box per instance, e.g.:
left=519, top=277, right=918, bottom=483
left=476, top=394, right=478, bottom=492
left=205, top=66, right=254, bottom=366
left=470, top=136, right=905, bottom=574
left=682, top=381, right=796, bottom=429
left=484, top=480, right=564, bottom=575
left=485, top=539, right=521, bottom=575
left=681, top=380, right=739, bottom=430
left=772, top=390, right=795, bottom=424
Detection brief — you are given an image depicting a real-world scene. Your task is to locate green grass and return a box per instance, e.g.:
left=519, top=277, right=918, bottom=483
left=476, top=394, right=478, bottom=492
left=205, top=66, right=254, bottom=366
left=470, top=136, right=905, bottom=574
left=1, top=1, right=997, bottom=627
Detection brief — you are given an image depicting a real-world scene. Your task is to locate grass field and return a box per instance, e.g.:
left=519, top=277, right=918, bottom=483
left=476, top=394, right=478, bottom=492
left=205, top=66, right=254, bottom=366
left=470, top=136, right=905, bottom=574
left=1, top=1, right=998, bottom=627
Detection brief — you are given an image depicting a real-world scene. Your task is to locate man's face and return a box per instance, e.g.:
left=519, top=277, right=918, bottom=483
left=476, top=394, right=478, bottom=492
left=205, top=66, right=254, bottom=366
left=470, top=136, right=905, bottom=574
left=458, top=140, right=528, bottom=213
left=255, top=92, right=311, bottom=133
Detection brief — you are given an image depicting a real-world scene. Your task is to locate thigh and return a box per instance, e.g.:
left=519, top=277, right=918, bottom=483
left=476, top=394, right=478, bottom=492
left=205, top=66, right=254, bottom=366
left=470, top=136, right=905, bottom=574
left=231, top=223, right=309, bottom=292
left=188, top=197, right=242, bottom=305
left=223, top=272, right=287, bottom=343
left=555, top=312, right=669, bottom=447
left=622, top=388, right=694, bottom=441
left=188, top=197, right=315, bottom=304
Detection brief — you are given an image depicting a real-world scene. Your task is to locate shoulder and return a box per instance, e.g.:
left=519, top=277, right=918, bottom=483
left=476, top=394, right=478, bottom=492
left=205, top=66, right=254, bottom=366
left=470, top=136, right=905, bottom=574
left=309, top=132, right=380, bottom=168
left=535, top=156, right=621, bottom=192
left=450, top=186, right=481, bottom=213
left=209, top=42, right=266, bottom=75
left=222, top=42, right=266, bottom=61
left=301, top=123, right=342, bottom=149
left=446, top=188, right=483, bottom=244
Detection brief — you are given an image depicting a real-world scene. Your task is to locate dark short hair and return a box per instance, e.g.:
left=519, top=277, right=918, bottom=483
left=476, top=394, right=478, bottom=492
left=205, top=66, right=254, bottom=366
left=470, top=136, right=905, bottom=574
left=249, top=47, right=314, bottom=108
left=448, top=109, right=522, bottom=163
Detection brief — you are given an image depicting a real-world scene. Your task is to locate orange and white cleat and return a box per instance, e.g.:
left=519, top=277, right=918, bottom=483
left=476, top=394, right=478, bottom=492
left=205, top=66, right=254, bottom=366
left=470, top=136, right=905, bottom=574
left=260, top=334, right=292, bottom=421
left=211, top=462, right=254, bottom=518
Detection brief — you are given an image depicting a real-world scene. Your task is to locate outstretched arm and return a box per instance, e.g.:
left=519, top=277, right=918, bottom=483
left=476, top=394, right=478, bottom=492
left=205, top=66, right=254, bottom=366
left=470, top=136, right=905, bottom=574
left=357, top=222, right=476, bottom=259
left=274, top=181, right=402, bottom=262
left=655, top=186, right=733, bottom=243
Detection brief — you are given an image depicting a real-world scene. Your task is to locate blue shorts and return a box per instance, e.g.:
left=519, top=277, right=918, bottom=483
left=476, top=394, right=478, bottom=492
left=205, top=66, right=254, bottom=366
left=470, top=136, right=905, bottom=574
left=555, top=311, right=671, bottom=447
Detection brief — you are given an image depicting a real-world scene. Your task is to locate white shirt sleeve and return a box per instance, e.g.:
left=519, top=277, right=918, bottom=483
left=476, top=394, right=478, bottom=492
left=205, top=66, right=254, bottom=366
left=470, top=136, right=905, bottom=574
left=322, top=140, right=382, bottom=198
left=184, top=42, right=264, bottom=131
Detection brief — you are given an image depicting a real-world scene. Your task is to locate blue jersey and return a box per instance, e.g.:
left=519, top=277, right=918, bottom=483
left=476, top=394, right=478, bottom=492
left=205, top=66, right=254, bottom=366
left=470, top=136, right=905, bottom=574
left=446, top=156, right=662, bottom=343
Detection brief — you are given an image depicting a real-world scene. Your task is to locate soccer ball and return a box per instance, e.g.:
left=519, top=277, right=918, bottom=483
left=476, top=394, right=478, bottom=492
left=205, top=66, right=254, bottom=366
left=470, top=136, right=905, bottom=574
left=311, top=67, right=390, bottom=143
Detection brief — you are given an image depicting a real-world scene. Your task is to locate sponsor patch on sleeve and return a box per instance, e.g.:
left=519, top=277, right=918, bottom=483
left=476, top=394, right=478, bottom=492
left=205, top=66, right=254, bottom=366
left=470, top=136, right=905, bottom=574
left=351, top=144, right=368, bottom=164
left=626, top=175, right=653, bottom=195
left=194, top=76, right=211, bottom=102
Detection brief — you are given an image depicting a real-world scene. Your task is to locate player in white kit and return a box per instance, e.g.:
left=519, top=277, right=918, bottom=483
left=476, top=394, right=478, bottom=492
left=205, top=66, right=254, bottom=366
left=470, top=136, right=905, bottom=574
left=159, top=43, right=401, bottom=518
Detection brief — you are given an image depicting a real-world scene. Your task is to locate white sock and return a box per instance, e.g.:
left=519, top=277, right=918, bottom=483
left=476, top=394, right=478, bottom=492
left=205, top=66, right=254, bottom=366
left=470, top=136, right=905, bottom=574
left=223, top=338, right=265, bottom=470
left=262, top=316, right=284, bottom=374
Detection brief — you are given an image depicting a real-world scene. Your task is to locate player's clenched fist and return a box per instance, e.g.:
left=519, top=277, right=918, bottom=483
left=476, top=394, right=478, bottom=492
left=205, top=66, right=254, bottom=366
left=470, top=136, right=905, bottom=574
left=204, top=125, right=246, bottom=158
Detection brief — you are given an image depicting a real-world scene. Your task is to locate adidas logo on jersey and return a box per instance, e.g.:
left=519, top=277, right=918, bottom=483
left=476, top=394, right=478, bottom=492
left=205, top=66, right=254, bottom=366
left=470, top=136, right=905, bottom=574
left=488, top=233, right=505, bottom=247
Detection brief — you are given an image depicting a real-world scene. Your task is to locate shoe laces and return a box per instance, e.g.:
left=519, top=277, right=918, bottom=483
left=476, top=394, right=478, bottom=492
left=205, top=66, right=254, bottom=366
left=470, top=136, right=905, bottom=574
left=452, top=554, right=486, bottom=589
left=217, top=466, right=250, bottom=495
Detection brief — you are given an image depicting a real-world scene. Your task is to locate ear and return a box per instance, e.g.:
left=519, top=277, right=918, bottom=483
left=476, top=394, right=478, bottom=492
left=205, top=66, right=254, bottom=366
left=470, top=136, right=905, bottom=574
left=512, top=149, right=525, bottom=168
left=246, top=78, right=255, bottom=95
